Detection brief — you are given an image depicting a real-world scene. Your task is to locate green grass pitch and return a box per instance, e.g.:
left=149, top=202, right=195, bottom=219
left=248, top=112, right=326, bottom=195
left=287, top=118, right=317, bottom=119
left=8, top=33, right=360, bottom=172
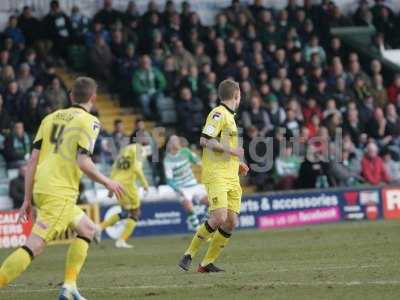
left=0, top=220, right=399, bottom=300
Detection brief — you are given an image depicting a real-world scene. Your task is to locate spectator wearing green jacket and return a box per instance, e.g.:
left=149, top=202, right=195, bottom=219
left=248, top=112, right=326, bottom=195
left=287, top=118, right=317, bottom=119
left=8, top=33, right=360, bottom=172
left=274, top=144, right=301, bottom=189
left=132, top=55, right=166, bottom=119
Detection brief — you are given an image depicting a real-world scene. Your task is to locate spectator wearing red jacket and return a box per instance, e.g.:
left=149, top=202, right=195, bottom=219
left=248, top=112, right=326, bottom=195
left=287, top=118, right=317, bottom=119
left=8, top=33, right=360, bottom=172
left=361, top=142, right=390, bottom=185
left=387, top=74, right=400, bottom=105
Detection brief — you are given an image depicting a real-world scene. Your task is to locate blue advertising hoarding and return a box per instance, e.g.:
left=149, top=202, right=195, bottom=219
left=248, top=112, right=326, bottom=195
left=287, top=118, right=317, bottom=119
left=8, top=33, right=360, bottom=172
left=100, top=186, right=384, bottom=240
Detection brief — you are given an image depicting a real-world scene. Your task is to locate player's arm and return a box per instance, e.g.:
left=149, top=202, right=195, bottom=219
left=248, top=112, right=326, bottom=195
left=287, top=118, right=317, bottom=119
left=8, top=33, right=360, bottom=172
left=133, top=159, right=149, bottom=190
left=77, top=118, right=124, bottom=198
left=18, top=149, right=40, bottom=223
left=200, top=111, right=243, bottom=157
left=163, top=160, right=179, bottom=191
left=77, top=151, right=124, bottom=199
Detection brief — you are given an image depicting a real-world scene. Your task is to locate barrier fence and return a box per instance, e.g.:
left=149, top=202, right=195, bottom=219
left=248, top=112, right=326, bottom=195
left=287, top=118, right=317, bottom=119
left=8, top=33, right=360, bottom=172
left=1, top=186, right=400, bottom=248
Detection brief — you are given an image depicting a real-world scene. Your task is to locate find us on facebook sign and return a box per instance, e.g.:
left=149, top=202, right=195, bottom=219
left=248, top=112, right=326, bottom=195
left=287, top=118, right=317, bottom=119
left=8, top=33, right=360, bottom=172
left=238, top=192, right=341, bottom=230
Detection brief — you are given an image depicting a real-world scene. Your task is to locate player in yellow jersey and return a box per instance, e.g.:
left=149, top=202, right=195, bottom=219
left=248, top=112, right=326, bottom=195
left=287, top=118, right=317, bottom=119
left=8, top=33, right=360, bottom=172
left=0, top=77, right=124, bottom=300
left=178, top=79, right=249, bottom=272
left=96, top=142, right=149, bottom=248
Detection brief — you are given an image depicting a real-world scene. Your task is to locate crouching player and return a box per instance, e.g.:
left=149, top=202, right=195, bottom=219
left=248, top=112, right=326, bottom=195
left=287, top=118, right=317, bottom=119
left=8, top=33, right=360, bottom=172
left=0, top=77, right=124, bottom=300
left=178, top=79, right=248, bottom=272
left=96, top=142, right=149, bottom=248
left=164, top=135, right=208, bottom=231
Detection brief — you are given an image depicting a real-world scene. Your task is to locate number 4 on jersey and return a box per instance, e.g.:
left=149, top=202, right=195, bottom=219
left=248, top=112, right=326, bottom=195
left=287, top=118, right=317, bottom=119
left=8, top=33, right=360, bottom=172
left=50, top=123, right=65, bottom=153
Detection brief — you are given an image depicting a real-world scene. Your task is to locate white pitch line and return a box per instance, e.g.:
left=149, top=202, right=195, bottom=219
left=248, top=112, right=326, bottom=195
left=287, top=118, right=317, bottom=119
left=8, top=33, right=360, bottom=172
left=2, top=280, right=400, bottom=294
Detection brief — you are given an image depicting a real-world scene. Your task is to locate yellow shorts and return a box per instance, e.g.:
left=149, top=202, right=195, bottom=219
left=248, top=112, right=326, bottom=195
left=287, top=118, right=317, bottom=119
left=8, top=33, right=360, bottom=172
left=32, top=194, right=85, bottom=242
left=205, top=181, right=242, bottom=214
left=119, top=183, right=140, bottom=210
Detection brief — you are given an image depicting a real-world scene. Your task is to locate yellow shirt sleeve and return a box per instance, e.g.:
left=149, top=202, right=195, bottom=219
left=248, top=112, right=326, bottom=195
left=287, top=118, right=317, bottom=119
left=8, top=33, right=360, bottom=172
left=78, top=117, right=101, bottom=154
left=131, top=146, right=149, bottom=188
left=201, top=109, right=225, bottom=138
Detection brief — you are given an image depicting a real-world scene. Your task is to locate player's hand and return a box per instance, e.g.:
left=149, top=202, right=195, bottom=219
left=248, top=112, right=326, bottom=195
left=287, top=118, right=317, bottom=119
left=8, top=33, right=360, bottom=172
left=143, top=186, right=149, bottom=193
left=229, top=147, right=244, bottom=158
left=239, top=162, right=249, bottom=176
left=105, top=179, right=125, bottom=200
left=17, top=199, right=32, bottom=223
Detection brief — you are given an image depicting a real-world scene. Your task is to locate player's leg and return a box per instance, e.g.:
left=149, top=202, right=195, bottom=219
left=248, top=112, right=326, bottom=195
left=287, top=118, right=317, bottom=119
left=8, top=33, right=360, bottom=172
left=178, top=183, right=228, bottom=271
left=198, top=183, right=241, bottom=272
left=95, top=185, right=131, bottom=242
left=60, top=209, right=95, bottom=300
left=116, top=189, right=140, bottom=248
left=116, top=208, right=140, bottom=249
left=182, top=197, right=200, bottom=231
left=0, top=233, right=45, bottom=287
left=198, top=210, right=238, bottom=272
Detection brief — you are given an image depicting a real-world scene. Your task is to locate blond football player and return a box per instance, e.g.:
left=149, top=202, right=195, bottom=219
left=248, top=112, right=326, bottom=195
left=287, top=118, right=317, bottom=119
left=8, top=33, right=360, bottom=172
left=178, top=79, right=249, bottom=272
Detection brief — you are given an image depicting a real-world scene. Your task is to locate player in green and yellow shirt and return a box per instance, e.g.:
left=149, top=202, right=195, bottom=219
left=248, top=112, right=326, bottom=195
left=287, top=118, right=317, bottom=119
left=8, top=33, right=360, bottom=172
left=179, top=79, right=249, bottom=273
left=96, top=143, right=149, bottom=248
left=0, top=77, right=124, bottom=300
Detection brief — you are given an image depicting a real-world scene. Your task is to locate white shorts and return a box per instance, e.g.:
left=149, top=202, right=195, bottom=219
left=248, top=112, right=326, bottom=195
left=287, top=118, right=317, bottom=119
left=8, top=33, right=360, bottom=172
left=179, top=184, right=207, bottom=203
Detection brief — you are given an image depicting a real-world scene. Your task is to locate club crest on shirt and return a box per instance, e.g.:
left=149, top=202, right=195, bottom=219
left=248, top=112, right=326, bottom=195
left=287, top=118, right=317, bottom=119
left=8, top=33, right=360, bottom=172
left=212, top=112, right=222, bottom=121
left=204, top=125, right=216, bottom=135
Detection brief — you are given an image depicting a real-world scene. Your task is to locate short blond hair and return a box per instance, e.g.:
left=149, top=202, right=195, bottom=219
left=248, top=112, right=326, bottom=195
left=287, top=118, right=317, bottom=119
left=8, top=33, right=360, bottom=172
left=72, top=77, right=97, bottom=104
left=218, top=79, right=240, bottom=101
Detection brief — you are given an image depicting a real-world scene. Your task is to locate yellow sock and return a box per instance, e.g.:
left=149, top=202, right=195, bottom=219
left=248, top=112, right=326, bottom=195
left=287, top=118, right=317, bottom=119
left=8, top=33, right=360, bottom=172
left=0, top=246, right=33, bottom=287
left=121, top=219, right=136, bottom=241
left=64, top=236, right=90, bottom=287
left=185, top=221, right=215, bottom=258
left=101, top=213, right=120, bottom=229
left=201, top=228, right=231, bottom=266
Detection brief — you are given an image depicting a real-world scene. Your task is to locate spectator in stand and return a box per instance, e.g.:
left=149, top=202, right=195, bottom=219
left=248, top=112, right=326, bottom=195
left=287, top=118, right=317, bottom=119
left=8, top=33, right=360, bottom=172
left=171, top=40, right=196, bottom=71
left=382, top=149, right=400, bottom=184
left=0, top=65, right=15, bottom=89
left=176, top=86, right=204, bottom=144
left=242, top=94, right=273, bottom=138
left=385, top=103, right=400, bottom=144
left=110, top=29, right=126, bottom=59
left=9, top=163, right=26, bottom=208
left=70, top=5, right=90, bottom=43
left=4, top=122, right=31, bottom=168
left=4, top=16, right=25, bottom=46
left=306, top=113, right=321, bottom=138
left=44, top=77, right=69, bottom=111
left=303, top=35, right=326, bottom=63
left=0, top=96, right=11, bottom=134
left=366, top=107, right=391, bottom=147
left=42, top=0, right=71, bottom=58
left=17, top=63, right=34, bottom=93
left=274, top=144, right=301, bottom=190
left=361, top=142, right=390, bottom=185
left=3, top=81, right=23, bottom=118
left=93, top=0, right=123, bottom=30
left=88, top=34, right=114, bottom=86
left=343, top=107, right=365, bottom=147
left=387, top=74, right=400, bottom=105
left=18, top=6, right=42, bottom=46
left=329, top=138, right=363, bottom=187
left=111, top=119, right=128, bottom=152
left=132, top=55, right=166, bottom=119
left=117, top=43, right=138, bottom=106
left=21, top=92, right=43, bottom=135
left=297, top=145, right=331, bottom=189
left=266, top=93, right=286, bottom=129
left=284, top=108, right=301, bottom=136
left=371, top=73, right=388, bottom=108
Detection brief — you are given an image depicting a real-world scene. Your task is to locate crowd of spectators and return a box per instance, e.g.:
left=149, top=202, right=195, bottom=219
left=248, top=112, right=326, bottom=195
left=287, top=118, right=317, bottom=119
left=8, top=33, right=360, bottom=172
left=2, top=0, right=400, bottom=194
